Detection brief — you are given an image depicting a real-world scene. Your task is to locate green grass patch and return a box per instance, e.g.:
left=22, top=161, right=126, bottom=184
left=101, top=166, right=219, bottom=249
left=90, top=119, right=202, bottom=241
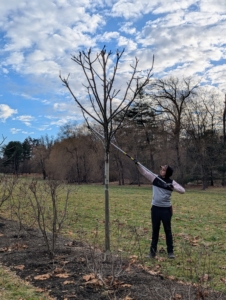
left=1, top=182, right=226, bottom=293
left=65, top=185, right=226, bottom=292
left=0, top=265, right=50, bottom=300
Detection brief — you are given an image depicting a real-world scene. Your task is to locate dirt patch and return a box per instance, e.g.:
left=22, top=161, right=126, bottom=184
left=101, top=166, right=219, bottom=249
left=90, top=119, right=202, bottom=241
left=0, top=216, right=225, bottom=300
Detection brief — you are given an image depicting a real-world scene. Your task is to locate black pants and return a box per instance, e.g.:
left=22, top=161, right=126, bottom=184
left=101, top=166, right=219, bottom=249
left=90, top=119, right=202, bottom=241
left=150, top=205, right=173, bottom=255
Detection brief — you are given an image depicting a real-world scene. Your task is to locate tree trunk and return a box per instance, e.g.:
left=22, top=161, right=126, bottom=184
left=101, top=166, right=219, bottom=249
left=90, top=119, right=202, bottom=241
left=115, top=155, right=124, bottom=186
left=150, top=152, right=155, bottom=171
left=210, top=170, right=214, bottom=186
left=104, top=151, right=110, bottom=255
left=222, top=171, right=225, bottom=186
left=83, top=155, right=88, bottom=183
left=114, top=155, right=121, bottom=185
left=223, top=96, right=226, bottom=143
left=201, top=165, right=208, bottom=190
left=119, top=159, right=125, bottom=185
left=137, top=169, right=141, bottom=186
left=175, top=137, right=184, bottom=185
left=42, top=169, right=47, bottom=180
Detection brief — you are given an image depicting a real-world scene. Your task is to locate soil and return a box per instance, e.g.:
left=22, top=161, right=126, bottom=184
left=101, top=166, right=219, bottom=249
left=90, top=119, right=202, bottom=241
left=0, top=216, right=225, bottom=300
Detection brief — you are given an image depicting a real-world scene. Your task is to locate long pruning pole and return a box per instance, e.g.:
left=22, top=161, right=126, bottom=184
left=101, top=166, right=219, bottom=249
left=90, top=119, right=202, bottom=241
left=88, top=126, right=167, bottom=186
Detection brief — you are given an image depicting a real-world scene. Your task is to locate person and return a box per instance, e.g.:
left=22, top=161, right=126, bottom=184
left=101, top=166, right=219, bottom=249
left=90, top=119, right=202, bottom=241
left=135, top=163, right=185, bottom=259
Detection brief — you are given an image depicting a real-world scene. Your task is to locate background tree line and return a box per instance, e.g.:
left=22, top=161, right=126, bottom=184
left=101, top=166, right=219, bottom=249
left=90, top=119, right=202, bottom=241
left=1, top=77, right=226, bottom=190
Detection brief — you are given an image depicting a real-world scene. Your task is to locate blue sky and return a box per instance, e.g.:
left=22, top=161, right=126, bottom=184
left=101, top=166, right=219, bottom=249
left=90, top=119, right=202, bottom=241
left=0, top=0, right=226, bottom=144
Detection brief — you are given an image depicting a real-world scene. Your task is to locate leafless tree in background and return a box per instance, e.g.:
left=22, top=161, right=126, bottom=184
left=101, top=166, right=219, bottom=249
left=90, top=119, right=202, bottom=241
left=223, top=94, right=226, bottom=143
left=150, top=77, right=198, bottom=184
left=0, top=135, right=6, bottom=147
left=184, top=90, right=223, bottom=189
left=31, top=135, right=54, bottom=180
left=48, top=128, right=103, bottom=184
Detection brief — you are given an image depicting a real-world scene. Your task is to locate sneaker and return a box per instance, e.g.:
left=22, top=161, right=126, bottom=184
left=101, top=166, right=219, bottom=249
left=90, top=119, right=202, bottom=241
left=168, top=253, right=175, bottom=259
left=146, top=253, right=156, bottom=258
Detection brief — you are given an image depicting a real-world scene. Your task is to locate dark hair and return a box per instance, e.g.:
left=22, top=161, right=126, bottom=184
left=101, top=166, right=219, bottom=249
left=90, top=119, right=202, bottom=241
left=165, top=165, right=173, bottom=178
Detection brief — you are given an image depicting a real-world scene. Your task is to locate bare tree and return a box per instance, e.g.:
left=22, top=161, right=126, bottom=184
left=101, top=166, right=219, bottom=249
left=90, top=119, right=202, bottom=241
left=150, top=77, right=198, bottom=184
left=48, top=124, right=103, bottom=183
left=220, top=94, right=226, bottom=186
left=59, top=46, right=154, bottom=254
left=184, top=90, right=223, bottom=189
left=223, top=94, right=226, bottom=143
left=31, top=135, right=54, bottom=180
left=0, top=135, right=6, bottom=146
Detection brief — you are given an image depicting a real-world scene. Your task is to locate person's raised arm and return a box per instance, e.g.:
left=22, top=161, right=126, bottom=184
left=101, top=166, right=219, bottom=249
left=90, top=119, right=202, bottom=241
left=135, top=162, right=157, bottom=183
left=172, top=180, right=185, bottom=194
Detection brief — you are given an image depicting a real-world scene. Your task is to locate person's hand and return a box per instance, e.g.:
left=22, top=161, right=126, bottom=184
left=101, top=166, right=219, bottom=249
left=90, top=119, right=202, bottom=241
left=133, top=158, right=138, bottom=165
left=167, top=183, right=174, bottom=190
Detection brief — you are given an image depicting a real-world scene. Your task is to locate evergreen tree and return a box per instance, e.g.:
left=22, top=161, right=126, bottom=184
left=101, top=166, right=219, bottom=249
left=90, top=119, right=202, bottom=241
left=3, top=141, right=23, bottom=174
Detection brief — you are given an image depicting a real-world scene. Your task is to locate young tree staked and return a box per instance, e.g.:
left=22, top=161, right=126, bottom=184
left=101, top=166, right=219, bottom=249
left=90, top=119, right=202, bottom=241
left=60, top=46, right=154, bottom=254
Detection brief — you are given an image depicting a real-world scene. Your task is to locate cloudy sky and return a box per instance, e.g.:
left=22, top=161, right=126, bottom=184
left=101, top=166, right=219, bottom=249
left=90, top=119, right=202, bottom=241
left=0, top=0, right=226, bottom=143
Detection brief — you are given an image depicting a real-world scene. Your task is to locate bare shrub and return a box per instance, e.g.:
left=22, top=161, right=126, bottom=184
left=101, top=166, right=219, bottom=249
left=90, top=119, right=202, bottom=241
left=8, top=179, right=37, bottom=233
left=29, top=179, right=71, bottom=257
left=13, top=179, right=71, bottom=257
left=78, top=219, right=146, bottom=297
left=0, top=175, right=18, bottom=209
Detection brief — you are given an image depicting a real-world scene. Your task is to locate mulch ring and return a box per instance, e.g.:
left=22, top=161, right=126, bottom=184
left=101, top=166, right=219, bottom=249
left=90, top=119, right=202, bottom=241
left=0, top=217, right=225, bottom=300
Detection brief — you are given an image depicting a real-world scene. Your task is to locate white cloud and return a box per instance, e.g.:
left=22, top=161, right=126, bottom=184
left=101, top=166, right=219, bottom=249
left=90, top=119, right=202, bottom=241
left=0, top=104, right=17, bottom=122
left=111, top=0, right=196, bottom=19
left=10, top=128, right=21, bottom=134
left=45, top=109, right=86, bottom=128
left=99, top=31, right=120, bottom=42
left=1, top=0, right=225, bottom=84
left=119, top=22, right=136, bottom=35
left=37, top=125, right=52, bottom=131
left=153, top=0, right=196, bottom=14
left=53, top=103, right=69, bottom=112
left=1, top=0, right=104, bottom=76
left=111, top=0, right=152, bottom=19
left=24, top=60, right=60, bottom=75
left=21, top=93, right=40, bottom=100
left=21, top=130, right=35, bottom=135
left=42, top=100, right=51, bottom=105
left=1, top=68, right=9, bottom=74
left=15, top=115, right=35, bottom=126
left=206, top=65, right=226, bottom=92
left=133, top=4, right=226, bottom=88
left=118, top=36, right=137, bottom=51
left=49, top=117, right=77, bottom=126
left=200, top=0, right=226, bottom=13
left=3, top=52, right=24, bottom=71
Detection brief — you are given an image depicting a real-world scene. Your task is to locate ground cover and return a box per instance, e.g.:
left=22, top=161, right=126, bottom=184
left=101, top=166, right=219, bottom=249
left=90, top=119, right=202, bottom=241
left=0, top=183, right=226, bottom=299
left=0, top=216, right=225, bottom=300
left=61, top=185, right=226, bottom=291
left=0, top=264, right=50, bottom=300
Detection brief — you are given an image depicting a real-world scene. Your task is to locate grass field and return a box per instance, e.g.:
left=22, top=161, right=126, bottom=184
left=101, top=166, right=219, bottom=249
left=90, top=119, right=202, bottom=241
left=0, top=265, right=50, bottom=300
left=63, top=184, right=226, bottom=292
left=1, top=181, right=226, bottom=294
